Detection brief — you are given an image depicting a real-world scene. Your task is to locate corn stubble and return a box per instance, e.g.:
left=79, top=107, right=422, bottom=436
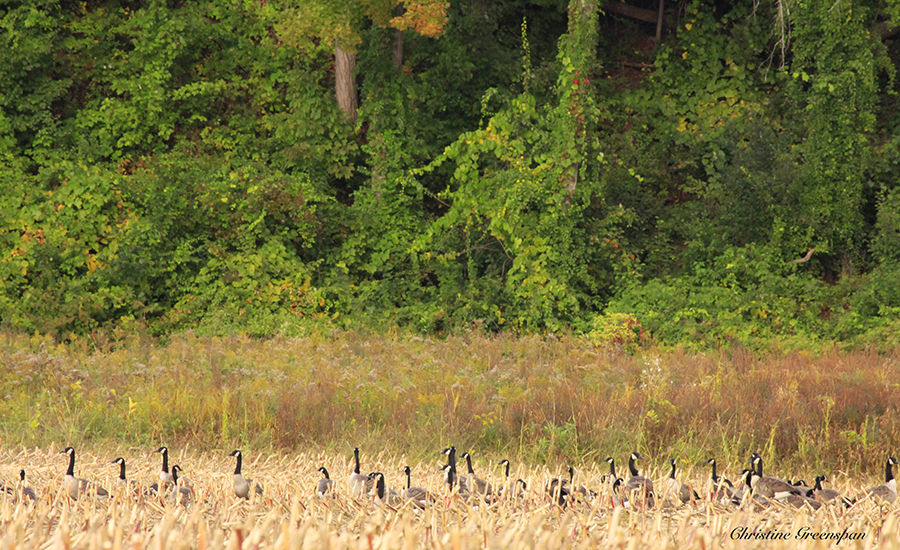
left=1, top=447, right=898, bottom=549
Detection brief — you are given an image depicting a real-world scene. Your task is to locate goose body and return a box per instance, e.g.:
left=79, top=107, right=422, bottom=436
left=866, top=457, right=899, bottom=503
left=60, top=447, right=108, bottom=500
left=229, top=450, right=263, bottom=499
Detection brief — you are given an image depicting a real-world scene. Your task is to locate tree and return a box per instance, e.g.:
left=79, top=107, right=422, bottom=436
left=274, top=0, right=450, bottom=122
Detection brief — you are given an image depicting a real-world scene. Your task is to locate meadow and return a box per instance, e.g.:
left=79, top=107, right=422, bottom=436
left=1, top=330, right=898, bottom=473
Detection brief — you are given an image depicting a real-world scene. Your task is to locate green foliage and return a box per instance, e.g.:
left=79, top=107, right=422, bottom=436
left=0, top=159, right=135, bottom=334
left=788, top=1, right=878, bottom=268
left=2, top=0, right=900, bottom=347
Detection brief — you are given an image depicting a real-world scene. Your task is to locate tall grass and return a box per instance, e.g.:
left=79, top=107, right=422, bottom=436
left=1, top=330, right=898, bottom=476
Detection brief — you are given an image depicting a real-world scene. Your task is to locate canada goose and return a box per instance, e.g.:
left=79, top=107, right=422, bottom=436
left=813, top=475, right=852, bottom=506
left=789, top=479, right=814, bottom=498
left=498, top=459, right=524, bottom=500
left=349, top=448, right=374, bottom=496
left=228, top=450, right=263, bottom=499
left=500, top=459, right=511, bottom=479
left=664, top=458, right=699, bottom=504
left=19, top=470, right=37, bottom=502
left=706, top=458, right=734, bottom=501
left=154, top=446, right=175, bottom=485
left=367, top=472, right=401, bottom=506
left=749, top=453, right=802, bottom=500
left=59, top=447, right=108, bottom=500
left=110, top=457, right=143, bottom=494
left=547, top=466, right=575, bottom=506
left=625, top=452, right=654, bottom=507
left=513, top=479, right=528, bottom=498
left=602, top=456, right=616, bottom=484
left=401, top=466, right=433, bottom=508
left=736, top=468, right=776, bottom=510
left=460, top=452, right=492, bottom=495
left=866, top=457, right=899, bottom=503
left=439, top=463, right=470, bottom=496
left=441, top=446, right=466, bottom=492
left=497, top=459, right=511, bottom=497
left=317, top=467, right=335, bottom=498
left=611, top=477, right=629, bottom=508
left=170, top=465, right=192, bottom=506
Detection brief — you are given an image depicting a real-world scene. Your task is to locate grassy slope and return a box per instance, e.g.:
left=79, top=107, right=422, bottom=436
left=1, top=330, right=898, bottom=477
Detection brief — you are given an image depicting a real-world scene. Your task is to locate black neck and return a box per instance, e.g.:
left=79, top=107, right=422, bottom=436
left=375, top=474, right=385, bottom=499
left=568, top=468, right=574, bottom=485
left=465, top=454, right=475, bottom=475
left=161, top=449, right=169, bottom=473
left=321, top=468, right=330, bottom=479
left=886, top=460, right=894, bottom=483
left=710, top=460, right=718, bottom=482
left=814, top=476, right=823, bottom=491
left=503, top=462, right=509, bottom=477
left=234, top=452, right=242, bottom=475
left=745, top=469, right=754, bottom=490
left=754, top=457, right=763, bottom=477
left=607, top=459, right=616, bottom=477
left=173, top=467, right=180, bottom=484
left=628, top=455, right=639, bottom=477
left=669, top=461, right=676, bottom=479
left=20, top=470, right=25, bottom=481
left=118, top=461, right=127, bottom=480
left=405, top=468, right=411, bottom=489
left=67, top=450, right=75, bottom=476
left=354, top=449, right=361, bottom=475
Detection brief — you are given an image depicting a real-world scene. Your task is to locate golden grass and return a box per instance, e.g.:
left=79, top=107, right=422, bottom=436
left=1, top=446, right=899, bottom=549
left=2, top=330, right=899, bottom=477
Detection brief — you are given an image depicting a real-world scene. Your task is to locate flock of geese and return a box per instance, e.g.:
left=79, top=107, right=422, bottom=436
left=322, top=448, right=900, bottom=511
left=2, top=446, right=898, bottom=512
left=2, top=447, right=262, bottom=505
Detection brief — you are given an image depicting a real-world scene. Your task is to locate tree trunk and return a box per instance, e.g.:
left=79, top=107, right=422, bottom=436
left=393, top=28, right=403, bottom=69
left=335, top=43, right=358, bottom=123
left=655, top=0, right=665, bottom=43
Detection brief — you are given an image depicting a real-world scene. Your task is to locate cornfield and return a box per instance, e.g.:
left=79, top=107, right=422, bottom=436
left=1, top=446, right=898, bottom=549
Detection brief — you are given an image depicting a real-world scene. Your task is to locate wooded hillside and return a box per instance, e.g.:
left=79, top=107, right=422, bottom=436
left=2, top=0, right=899, bottom=349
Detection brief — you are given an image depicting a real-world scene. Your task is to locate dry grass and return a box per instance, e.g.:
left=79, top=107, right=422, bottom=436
left=1, top=331, right=900, bottom=476
left=1, top=446, right=899, bottom=549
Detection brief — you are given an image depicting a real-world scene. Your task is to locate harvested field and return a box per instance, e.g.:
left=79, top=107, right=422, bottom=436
left=1, top=446, right=898, bottom=549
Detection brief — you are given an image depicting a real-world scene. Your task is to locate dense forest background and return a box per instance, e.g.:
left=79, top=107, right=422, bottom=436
left=2, top=0, right=900, bottom=350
